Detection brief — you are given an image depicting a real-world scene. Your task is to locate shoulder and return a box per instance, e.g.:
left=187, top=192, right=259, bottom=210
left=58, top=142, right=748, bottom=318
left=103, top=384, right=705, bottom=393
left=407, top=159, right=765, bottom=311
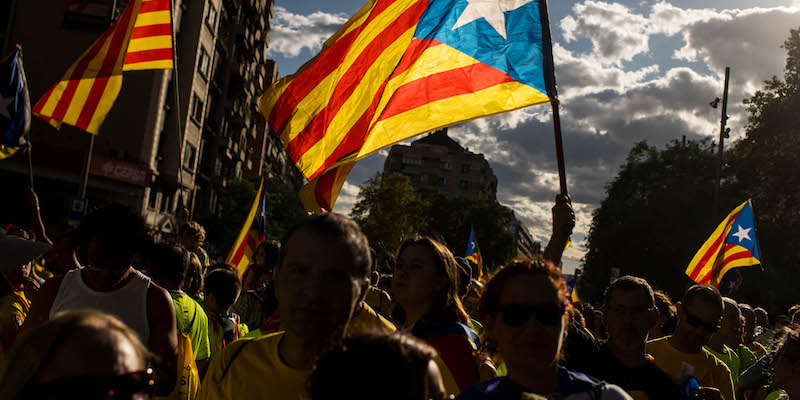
left=456, top=377, right=518, bottom=400
left=598, top=384, right=634, bottom=400
left=645, top=336, right=669, bottom=351
left=415, top=320, right=480, bottom=347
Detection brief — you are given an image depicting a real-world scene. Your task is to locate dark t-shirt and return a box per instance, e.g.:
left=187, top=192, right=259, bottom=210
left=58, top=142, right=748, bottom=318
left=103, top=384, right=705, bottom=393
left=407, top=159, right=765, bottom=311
left=572, top=342, right=683, bottom=400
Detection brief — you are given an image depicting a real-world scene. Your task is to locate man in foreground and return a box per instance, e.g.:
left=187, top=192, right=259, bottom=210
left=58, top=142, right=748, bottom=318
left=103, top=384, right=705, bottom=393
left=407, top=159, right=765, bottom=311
left=197, top=213, right=371, bottom=400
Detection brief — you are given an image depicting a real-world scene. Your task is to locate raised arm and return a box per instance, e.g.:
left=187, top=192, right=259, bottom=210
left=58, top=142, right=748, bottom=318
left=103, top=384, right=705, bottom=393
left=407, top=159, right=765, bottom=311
left=542, top=194, right=576, bottom=267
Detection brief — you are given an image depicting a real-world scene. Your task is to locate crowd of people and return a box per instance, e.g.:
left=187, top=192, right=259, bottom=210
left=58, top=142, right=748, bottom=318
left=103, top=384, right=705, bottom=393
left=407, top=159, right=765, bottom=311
left=0, top=191, right=799, bottom=400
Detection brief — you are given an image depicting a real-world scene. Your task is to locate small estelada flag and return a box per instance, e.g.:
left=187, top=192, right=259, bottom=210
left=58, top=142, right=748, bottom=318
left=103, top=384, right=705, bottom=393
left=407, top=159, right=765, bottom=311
left=0, top=47, right=31, bottom=160
left=685, top=200, right=761, bottom=288
left=226, top=178, right=268, bottom=276
left=33, top=0, right=173, bottom=135
left=465, top=226, right=483, bottom=280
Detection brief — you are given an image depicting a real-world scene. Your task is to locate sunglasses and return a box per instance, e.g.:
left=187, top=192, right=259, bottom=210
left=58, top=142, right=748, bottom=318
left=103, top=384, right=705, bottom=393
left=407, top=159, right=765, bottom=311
left=19, top=368, right=156, bottom=400
left=497, top=303, right=566, bottom=327
left=685, top=311, right=721, bottom=333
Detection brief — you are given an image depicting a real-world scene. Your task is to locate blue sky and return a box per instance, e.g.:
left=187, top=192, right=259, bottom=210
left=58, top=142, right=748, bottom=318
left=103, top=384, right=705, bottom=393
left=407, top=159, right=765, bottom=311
left=266, top=0, right=800, bottom=273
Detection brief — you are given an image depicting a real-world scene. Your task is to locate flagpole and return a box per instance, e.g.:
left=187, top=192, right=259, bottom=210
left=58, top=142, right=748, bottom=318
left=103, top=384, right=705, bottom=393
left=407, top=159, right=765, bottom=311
left=539, top=0, right=568, bottom=196
left=169, top=0, right=186, bottom=202
left=18, top=47, right=34, bottom=189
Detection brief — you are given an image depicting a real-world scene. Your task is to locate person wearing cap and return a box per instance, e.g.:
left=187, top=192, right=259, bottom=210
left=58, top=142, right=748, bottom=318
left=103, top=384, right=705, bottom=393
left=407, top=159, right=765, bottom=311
left=0, top=227, right=51, bottom=365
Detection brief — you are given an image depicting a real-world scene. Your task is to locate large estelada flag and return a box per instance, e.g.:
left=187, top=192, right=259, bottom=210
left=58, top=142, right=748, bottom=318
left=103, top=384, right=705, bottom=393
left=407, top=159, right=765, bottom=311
left=0, top=48, right=31, bottom=160
left=260, top=0, right=557, bottom=212
left=686, top=200, right=762, bottom=288
left=226, top=178, right=268, bottom=276
left=465, top=226, right=483, bottom=280
left=33, top=0, right=173, bottom=135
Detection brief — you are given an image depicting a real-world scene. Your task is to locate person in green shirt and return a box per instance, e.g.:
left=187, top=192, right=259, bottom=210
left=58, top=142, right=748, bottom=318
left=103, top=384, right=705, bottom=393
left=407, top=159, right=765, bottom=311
left=146, top=242, right=211, bottom=376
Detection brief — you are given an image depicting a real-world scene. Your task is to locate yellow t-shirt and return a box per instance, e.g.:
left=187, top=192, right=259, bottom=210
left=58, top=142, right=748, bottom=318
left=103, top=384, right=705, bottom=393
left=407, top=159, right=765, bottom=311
left=348, top=303, right=396, bottom=335
left=646, top=336, right=735, bottom=400
left=197, top=332, right=311, bottom=400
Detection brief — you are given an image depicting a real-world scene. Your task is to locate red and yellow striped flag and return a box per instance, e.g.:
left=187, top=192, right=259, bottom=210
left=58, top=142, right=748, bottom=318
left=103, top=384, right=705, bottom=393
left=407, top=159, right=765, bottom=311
left=226, top=178, right=268, bottom=276
left=33, top=0, right=173, bottom=135
left=298, top=162, right=355, bottom=213
left=259, top=0, right=555, bottom=212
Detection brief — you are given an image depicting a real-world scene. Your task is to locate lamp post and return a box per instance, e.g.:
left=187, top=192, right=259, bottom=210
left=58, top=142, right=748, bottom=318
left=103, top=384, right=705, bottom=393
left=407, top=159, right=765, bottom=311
left=711, top=67, right=731, bottom=219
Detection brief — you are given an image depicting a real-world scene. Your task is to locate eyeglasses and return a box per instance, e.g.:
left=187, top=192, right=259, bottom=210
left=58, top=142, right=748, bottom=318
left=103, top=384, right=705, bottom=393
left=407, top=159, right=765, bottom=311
left=19, top=368, right=156, bottom=400
left=497, top=303, right=566, bottom=327
left=685, top=311, right=722, bottom=333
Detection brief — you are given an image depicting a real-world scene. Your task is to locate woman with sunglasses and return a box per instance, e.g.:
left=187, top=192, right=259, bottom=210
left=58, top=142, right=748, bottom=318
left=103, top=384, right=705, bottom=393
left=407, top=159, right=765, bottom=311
left=391, top=236, right=488, bottom=396
left=0, top=309, right=155, bottom=400
left=457, top=258, right=631, bottom=400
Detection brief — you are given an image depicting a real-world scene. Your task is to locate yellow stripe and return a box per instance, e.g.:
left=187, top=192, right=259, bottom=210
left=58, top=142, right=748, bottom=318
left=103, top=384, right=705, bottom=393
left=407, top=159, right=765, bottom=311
left=685, top=200, right=747, bottom=279
left=123, top=59, right=173, bottom=71
left=369, top=43, right=481, bottom=134
left=259, top=0, right=380, bottom=119
left=268, top=0, right=424, bottom=148
left=295, top=25, right=417, bottom=176
left=127, top=35, right=172, bottom=52
left=226, top=179, right=265, bottom=276
left=358, top=81, right=549, bottom=158
left=86, top=75, right=124, bottom=134
left=134, top=10, right=171, bottom=27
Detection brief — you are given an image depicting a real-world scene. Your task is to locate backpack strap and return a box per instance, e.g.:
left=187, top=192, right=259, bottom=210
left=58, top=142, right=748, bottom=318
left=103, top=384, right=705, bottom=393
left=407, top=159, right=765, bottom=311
left=219, top=339, right=255, bottom=382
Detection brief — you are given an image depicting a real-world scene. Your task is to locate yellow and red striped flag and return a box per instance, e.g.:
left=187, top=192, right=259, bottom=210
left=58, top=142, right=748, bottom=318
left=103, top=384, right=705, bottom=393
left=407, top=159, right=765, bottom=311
left=298, top=162, right=355, bottom=213
left=226, top=178, right=268, bottom=276
left=33, top=0, right=173, bottom=135
left=259, top=0, right=556, bottom=212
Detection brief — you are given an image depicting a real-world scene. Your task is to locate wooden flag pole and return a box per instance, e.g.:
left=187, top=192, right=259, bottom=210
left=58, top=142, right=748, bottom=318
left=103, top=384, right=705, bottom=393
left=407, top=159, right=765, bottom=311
left=539, top=0, right=568, bottom=196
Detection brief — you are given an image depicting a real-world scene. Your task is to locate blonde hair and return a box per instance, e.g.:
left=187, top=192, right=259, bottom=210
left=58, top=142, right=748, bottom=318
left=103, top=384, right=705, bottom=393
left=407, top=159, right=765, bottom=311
left=0, top=310, right=152, bottom=400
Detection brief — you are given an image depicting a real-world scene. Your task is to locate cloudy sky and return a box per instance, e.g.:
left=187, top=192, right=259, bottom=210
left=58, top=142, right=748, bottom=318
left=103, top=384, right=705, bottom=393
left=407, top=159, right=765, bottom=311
left=265, top=0, right=800, bottom=273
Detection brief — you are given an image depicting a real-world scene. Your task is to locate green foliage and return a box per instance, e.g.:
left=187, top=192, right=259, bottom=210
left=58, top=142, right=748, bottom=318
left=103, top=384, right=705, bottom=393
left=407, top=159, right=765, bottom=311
left=200, top=177, right=306, bottom=258
left=350, top=173, right=523, bottom=275
left=582, top=27, right=800, bottom=314
left=351, top=173, right=430, bottom=271
left=581, top=139, right=720, bottom=302
left=725, top=27, right=800, bottom=314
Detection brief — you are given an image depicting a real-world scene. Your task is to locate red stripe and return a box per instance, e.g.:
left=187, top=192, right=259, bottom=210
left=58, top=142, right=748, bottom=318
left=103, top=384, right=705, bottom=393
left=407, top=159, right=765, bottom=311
left=125, top=48, right=173, bottom=64
left=268, top=0, right=406, bottom=134
left=50, top=22, right=119, bottom=120
left=724, top=250, right=754, bottom=264
left=131, top=24, right=172, bottom=39
left=285, top=1, right=429, bottom=163
left=33, top=85, right=57, bottom=113
left=75, top=3, right=138, bottom=130
left=314, top=169, right=339, bottom=212
left=231, top=231, right=258, bottom=266
left=377, top=62, right=515, bottom=123
left=689, top=211, right=741, bottom=281
left=140, top=0, right=170, bottom=13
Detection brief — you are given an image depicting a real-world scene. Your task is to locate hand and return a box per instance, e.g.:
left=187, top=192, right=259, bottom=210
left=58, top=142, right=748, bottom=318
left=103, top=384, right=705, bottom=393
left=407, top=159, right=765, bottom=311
left=552, top=194, right=575, bottom=237
left=694, top=387, right=723, bottom=400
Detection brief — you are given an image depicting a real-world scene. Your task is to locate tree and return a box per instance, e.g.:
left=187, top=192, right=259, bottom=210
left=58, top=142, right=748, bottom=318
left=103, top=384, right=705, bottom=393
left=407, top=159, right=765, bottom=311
left=725, top=27, right=800, bottom=314
left=581, top=139, right=720, bottom=302
left=350, top=173, right=430, bottom=271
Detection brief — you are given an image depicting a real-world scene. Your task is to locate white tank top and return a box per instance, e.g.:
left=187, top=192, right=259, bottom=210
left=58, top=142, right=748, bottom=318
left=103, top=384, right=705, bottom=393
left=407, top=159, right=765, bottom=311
left=51, top=268, right=152, bottom=343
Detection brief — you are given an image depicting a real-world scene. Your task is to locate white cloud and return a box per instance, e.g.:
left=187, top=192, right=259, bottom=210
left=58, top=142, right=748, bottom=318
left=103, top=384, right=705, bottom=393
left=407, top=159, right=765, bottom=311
left=267, top=7, right=348, bottom=58
left=332, top=181, right=360, bottom=215
left=560, top=1, right=652, bottom=64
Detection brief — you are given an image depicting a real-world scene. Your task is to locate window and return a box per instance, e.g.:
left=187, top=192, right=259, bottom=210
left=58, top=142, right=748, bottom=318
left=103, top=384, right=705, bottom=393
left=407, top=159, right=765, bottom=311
left=438, top=176, right=448, bottom=185
left=147, top=188, right=157, bottom=209
left=191, top=93, right=204, bottom=124
left=440, top=160, right=452, bottom=170
left=160, top=193, right=171, bottom=213
left=198, top=47, right=211, bottom=77
left=403, top=157, right=422, bottom=166
left=462, top=164, right=470, bottom=173
left=183, top=142, right=197, bottom=170
left=460, top=179, right=469, bottom=190
left=206, top=3, right=218, bottom=30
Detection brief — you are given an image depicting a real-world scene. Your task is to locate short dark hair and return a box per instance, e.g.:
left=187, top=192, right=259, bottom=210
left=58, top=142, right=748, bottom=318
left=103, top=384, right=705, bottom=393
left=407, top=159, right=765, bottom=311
left=682, top=285, right=723, bottom=312
left=279, top=213, right=371, bottom=278
left=147, top=242, right=189, bottom=287
left=72, top=203, right=147, bottom=259
left=204, top=268, right=241, bottom=310
left=310, top=333, right=437, bottom=400
left=654, top=290, right=678, bottom=334
left=604, top=276, right=655, bottom=308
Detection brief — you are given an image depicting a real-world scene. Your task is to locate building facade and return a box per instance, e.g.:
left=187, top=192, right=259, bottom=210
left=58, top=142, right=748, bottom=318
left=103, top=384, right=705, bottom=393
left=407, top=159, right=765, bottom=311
left=383, top=128, right=498, bottom=201
left=0, top=0, right=299, bottom=237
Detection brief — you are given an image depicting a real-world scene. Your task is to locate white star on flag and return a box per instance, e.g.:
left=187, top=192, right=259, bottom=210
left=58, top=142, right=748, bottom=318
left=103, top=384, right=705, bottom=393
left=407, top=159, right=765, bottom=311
left=732, top=225, right=752, bottom=243
left=452, top=0, right=536, bottom=40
